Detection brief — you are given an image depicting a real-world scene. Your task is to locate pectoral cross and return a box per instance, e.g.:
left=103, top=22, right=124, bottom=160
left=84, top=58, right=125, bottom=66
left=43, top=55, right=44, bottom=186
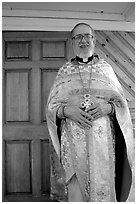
left=81, top=94, right=94, bottom=111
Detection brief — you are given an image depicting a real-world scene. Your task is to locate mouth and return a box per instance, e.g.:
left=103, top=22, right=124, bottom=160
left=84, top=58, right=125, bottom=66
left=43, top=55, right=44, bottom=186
left=79, top=44, right=89, bottom=49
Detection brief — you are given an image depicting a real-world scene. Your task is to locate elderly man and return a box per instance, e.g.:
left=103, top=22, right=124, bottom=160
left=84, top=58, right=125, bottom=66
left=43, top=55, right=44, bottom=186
left=46, top=23, right=134, bottom=202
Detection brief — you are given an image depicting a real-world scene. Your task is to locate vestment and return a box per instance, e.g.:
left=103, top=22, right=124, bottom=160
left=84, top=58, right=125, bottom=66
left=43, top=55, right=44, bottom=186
left=46, top=55, right=134, bottom=201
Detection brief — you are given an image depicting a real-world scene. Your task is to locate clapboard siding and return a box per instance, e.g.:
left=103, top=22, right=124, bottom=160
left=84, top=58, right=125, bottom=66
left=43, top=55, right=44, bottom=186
left=95, top=31, right=135, bottom=100
left=94, top=30, right=135, bottom=128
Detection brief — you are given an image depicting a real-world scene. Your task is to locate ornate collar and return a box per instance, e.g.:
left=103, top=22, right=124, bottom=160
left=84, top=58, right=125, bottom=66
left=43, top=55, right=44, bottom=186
left=71, top=54, right=99, bottom=65
left=76, top=55, right=94, bottom=64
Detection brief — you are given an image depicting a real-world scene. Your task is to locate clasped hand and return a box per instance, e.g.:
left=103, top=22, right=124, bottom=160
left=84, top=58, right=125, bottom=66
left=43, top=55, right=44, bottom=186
left=64, top=102, right=112, bottom=129
left=86, top=102, right=112, bottom=121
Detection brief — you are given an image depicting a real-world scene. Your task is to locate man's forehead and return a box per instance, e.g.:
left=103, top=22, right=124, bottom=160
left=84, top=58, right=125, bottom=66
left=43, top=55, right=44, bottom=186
left=73, top=25, right=92, bottom=34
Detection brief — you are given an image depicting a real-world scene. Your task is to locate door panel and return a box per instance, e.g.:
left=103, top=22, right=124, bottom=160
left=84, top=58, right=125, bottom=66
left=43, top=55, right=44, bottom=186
left=6, top=70, right=29, bottom=122
left=42, top=69, right=58, bottom=121
left=5, top=41, right=31, bottom=60
left=6, top=141, right=31, bottom=193
left=42, top=41, right=66, bottom=58
left=3, top=31, right=73, bottom=201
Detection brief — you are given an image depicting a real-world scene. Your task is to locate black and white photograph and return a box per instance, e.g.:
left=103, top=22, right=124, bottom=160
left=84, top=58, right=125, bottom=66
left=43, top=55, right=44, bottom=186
left=2, top=1, right=135, bottom=202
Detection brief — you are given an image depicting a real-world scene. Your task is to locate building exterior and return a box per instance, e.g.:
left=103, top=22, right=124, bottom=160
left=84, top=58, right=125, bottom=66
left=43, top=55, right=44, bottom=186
left=2, top=2, right=135, bottom=202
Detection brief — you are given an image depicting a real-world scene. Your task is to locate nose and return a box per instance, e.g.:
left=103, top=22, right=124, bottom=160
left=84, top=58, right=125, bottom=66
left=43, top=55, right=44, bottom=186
left=81, top=35, right=87, bottom=42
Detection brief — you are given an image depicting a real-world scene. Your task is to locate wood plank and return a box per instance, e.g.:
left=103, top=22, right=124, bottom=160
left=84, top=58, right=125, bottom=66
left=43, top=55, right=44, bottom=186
left=95, top=47, right=135, bottom=94
left=3, top=60, right=65, bottom=69
left=119, top=31, right=135, bottom=48
left=103, top=31, right=135, bottom=62
left=1, top=2, right=131, bottom=13
left=31, top=39, right=40, bottom=61
left=96, top=31, right=135, bottom=74
left=127, top=32, right=135, bottom=40
left=3, top=31, right=69, bottom=40
left=128, top=101, right=135, bottom=129
left=4, top=194, right=51, bottom=202
left=3, top=124, right=49, bottom=140
left=5, top=141, right=31, bottom=193
left=97, top=30, right=135, bottom=69
left=113, top=31, right=134, bottom=55
left=96, top=41, right=135, bottom=83
left=122, top=2, right=135, bottom=21
left=2, top=141, right=6, bottom=200
left=116, top=74, right=135, bottom=98
left=3, top=8, right=125, bottom=21
left=2, top=17, right=135, bottom=32
left=41, top=140, right=50, bottom=193
left=128, top=101, right=135, bottom=108
left=42, top=69, right=58, bottom=121
left=95, top=44, right=135, bottom=102
left=30, top=68, right=41, bottom=124
left=30, top=40, right=41, bottom=124
left=31, top=140, right=41, bottom=196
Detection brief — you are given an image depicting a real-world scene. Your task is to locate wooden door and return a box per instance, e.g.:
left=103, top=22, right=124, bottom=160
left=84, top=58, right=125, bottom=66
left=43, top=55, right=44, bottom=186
left=2, top=31, right=74, bottom=201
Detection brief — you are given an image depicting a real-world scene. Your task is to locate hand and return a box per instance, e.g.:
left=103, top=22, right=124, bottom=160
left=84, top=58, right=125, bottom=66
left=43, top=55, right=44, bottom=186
left=64, top=105, right=93, bottom=129
left=86, top=102, right=112, bottom=121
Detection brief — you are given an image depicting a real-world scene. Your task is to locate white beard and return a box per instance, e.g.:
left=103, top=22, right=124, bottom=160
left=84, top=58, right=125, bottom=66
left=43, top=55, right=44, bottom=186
left=78, top=49, right=94, bottom=59
left=73, top=45, right=94, bottom=59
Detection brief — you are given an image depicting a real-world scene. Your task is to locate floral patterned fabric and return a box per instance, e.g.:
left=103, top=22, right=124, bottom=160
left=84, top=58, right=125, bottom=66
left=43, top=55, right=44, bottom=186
left=46, top=55, right=134, bottom=201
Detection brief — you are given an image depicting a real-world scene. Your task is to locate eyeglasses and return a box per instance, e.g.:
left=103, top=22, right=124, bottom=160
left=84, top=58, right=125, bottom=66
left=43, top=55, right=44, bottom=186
left=72, top=34, right=94, bottom=41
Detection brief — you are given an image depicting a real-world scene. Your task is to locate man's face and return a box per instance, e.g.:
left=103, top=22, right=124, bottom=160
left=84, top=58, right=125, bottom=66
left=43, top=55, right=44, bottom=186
left=71, top=25, right=95, bottom=58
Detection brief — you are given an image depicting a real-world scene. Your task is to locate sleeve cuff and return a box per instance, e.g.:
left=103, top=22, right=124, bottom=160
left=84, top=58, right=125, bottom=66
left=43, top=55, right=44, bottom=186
left=108, top=101, right=115, bottom=115
left=56, top=105, right=66, bottom=119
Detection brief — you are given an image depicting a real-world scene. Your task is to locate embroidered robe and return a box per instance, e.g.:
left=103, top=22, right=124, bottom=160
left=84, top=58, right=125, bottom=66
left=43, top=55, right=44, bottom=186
left=46, top=57, right=134, bottom=202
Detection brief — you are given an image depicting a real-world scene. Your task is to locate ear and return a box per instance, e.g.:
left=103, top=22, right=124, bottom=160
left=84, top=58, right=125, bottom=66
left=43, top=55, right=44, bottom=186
left=93, top=37, right=96, bottom=46
left=71, top=39, right=74, bottom=47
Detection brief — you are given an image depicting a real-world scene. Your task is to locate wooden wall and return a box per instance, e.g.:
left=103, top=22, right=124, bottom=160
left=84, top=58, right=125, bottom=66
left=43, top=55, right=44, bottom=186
left=95, top=30, right=135, bottom=129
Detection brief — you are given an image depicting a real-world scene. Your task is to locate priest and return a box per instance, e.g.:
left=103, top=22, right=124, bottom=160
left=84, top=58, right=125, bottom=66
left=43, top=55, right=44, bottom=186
left=46, top=23, right=134, bottom=202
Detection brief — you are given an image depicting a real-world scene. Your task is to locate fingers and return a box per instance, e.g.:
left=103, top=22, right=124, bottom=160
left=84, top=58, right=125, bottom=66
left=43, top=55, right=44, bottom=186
left=81, top=115, right=93, bottom=126
left=67, top=106, right=95, bottom=128
left=76, top=110, right=92, bottom=128
left=78, top=118, right=92, bottom=129
left=86, top=104, right=98, bottom=112
left=81, top=110, right=95, bottom=121
left=71, top=101, right=109, bottom=128
left=86, top=103, right=102, bottom=121
left=88, top=108, right=99, bottom=116
left=69, top=108, right=92, bottom=129
left=75, top=118, right=91, bottom=129
left=91, top=112, right=101, bottom=120
left=75, top=121, right=85, bottom=129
